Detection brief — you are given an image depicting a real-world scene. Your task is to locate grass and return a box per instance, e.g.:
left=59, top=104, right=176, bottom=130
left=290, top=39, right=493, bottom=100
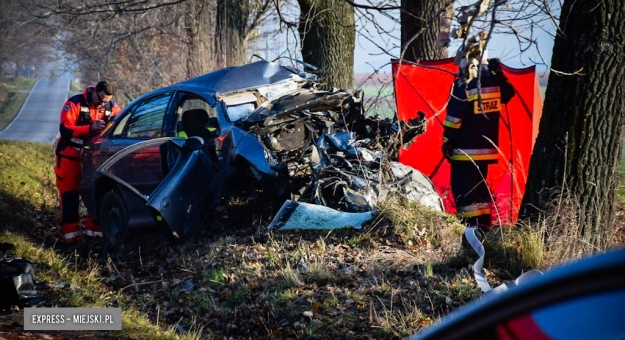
left=2, top=77, right=37, bottom=91
left=0, top=140, right=58, bottom=238
left=0, top=77, right=37, bottom=131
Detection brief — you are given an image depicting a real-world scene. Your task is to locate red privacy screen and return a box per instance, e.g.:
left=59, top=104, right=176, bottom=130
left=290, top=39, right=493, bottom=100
left=392, top=58, right=543, bottom=225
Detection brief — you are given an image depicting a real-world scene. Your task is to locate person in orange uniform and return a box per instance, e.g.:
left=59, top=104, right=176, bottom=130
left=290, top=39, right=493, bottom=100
left=54, top=80, right=121, bottom=243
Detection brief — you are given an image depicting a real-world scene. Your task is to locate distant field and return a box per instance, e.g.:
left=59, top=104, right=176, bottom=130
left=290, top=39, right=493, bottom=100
left=359, top=86, right=396, bottom=119
left=359, top=86, right=394, bottom=99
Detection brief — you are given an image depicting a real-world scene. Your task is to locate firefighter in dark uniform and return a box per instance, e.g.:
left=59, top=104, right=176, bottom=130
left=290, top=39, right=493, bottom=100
left=54, top=80, right=121, bottom=243
left=442, top=58, right=514, bottom=230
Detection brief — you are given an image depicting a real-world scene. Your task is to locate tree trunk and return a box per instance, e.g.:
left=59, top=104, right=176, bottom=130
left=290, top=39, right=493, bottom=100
left=522, top=0, right=625, bottom=250
left=214, top=0, right=249, bottom=68
left=400, top=0, right=452, bottom=62
left=185, top=0, right=215, bottom=78
left=297, top=0, right=355, bottom=89
left=185, top=0, right=250, bottom=76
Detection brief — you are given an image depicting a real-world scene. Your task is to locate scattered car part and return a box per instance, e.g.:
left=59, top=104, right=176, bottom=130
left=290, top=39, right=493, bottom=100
left=268, top=200, right=375, bottom=230
left=0, top=259, right=38, bottom=305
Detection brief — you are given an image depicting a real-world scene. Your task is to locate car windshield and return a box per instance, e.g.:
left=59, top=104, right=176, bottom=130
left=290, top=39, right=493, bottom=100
left=226, top=103, right=256, bottom=122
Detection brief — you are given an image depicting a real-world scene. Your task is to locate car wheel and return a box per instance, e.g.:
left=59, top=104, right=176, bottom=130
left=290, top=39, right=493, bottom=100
left=100, top=190, right=129, bottom=246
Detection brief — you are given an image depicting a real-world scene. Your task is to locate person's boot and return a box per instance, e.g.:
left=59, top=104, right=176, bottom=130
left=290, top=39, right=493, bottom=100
left=84, top=216, right=103, bottom=238
left=61, top=222, right=83, bottom=244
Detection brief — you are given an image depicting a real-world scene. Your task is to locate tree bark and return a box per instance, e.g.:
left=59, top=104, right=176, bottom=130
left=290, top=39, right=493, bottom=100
left=400, top=0, right=452, bottom=62
left=522, top=0, right=625, bottom=250
left=297, top=0, right=355, bottom=89
left=186, top=0, right=250, bottom=77
left=214, top=0, right=249, bottom=68
left=185, top=0, right=215, bottom=78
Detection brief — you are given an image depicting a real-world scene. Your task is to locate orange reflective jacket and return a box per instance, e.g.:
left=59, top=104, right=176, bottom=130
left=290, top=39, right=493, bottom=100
left=55, top=86, right=121, bottom=159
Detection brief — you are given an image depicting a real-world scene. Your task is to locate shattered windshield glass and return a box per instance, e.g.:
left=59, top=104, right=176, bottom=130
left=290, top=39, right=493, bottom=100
left=226, top=103, right=255, bottom=122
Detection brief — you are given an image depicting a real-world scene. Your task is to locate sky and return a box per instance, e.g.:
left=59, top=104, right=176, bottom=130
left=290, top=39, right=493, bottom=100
left=254, top=1, right=559, bottom=75
left=353, top=3, right=558, bottom=74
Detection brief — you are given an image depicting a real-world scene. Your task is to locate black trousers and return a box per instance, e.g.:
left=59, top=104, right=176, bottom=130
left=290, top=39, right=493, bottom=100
left=450, top=161, right=491, bottom=229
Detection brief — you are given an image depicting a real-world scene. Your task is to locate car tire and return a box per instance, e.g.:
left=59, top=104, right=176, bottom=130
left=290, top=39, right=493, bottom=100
left=100, top=190, right=130, bottom=246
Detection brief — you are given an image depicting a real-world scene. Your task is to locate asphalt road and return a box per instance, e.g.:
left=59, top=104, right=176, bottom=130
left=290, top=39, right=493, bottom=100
left=0, top=73, right=74, bottom=143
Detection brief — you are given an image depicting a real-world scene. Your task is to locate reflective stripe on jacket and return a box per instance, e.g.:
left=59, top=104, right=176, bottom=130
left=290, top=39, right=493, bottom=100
left=442, top=64, right=514, bottom=163
left=456, top=202, right=491, bottom=218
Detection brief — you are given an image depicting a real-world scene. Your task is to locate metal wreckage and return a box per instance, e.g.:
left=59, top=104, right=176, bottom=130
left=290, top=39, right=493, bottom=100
left=97, top=61, right=443, bottom=242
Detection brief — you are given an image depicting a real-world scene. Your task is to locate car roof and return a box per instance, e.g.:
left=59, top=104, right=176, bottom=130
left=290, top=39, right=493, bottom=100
left=161, top=60, right=299, bottom=106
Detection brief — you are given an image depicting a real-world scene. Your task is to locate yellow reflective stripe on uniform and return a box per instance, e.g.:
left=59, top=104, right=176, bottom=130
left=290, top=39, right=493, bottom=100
left=444, top=120, right=462, bottom=129
left=458, top=203, right=490, bottom=211
left=444, top=116, right=462, bottom=128
left=450, top=154, right=498, bottom=161
left=468, top=91, right=501, bottom=102
left=457, top=208, right=491, bottom=218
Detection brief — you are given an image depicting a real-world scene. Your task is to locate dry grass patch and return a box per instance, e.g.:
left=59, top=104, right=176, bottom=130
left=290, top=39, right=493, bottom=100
left=369, top=248, right=424, bottom=271
left=281, top=262, right=304, bottom=287
left=377, top=198, right=465, bottom=252
left=481, top=194, right=622, bottom=278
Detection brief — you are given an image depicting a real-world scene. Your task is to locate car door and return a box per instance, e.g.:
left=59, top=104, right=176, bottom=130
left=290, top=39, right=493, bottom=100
left=96, top=92, right=220, bottom=240
left=87, top=91, right=174, bottom=215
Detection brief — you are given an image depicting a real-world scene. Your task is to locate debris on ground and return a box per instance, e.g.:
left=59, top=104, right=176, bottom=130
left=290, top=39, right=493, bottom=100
left=0, top=258, right=39, bottom=306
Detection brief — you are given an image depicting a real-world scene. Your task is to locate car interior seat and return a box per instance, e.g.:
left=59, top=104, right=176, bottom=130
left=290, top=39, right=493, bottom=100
left=180, top=109, right=219, bottom=160
left=180, top=109, right=218, bottom=142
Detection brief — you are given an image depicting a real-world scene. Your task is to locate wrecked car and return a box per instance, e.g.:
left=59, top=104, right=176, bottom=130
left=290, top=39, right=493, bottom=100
left=79, top=60, right=442, bottom=244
